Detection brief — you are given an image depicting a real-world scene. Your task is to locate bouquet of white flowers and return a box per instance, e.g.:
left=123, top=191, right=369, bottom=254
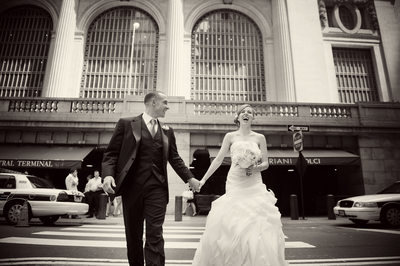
left=231, top=142, right=262, bottom=170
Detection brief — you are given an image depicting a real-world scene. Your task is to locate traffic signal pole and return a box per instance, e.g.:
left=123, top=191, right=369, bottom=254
left=293, top=130, right=307, bottom=220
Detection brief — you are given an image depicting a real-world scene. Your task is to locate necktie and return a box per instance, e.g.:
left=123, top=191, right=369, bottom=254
left=149, top=119, right=157, bottom=137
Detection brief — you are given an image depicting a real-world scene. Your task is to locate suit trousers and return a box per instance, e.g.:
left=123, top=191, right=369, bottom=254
left=122, top=176, right=168, bottom=266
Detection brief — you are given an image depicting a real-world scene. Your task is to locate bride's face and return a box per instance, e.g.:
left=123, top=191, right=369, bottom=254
left=238, top=107, right=254, bottom=125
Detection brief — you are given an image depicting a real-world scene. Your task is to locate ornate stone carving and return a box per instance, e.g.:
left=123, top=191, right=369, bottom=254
left=319, top=0, right=328, bottom=28
left=367, top=0, right=379, bottom=31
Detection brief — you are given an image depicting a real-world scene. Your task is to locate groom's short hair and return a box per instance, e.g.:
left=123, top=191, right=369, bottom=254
left=144, top=91, right=164, bottom=104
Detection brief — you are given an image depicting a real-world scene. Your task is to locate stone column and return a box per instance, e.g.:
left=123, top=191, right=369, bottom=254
left=272, top=0, right=296, bottom=102
left=165, top=0, right=185, bottom=97
left=42, top=0, right=76, bottom=97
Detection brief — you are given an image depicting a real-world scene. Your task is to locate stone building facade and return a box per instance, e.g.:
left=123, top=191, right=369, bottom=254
left=0, top=0, right=399, bottom=214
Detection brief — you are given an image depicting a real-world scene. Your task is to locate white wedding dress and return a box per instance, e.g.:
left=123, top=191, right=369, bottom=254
left=192, top=141, right=288, bottom=266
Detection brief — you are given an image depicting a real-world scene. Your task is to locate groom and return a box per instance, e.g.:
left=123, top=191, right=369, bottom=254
left=102, top=91, right=200, bottom=266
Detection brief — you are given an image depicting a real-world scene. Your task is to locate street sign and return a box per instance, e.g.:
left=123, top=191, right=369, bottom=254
left=293, top=131, right=303, bottom=152
left=288, top=125, right=309, bottom=132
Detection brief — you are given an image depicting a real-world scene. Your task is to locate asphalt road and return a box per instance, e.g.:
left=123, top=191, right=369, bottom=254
left=0, top=215, right=399, bottom=265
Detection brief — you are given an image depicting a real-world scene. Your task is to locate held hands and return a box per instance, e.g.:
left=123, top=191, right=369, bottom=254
left=102, top=176, right=116, bottom=194
left=188, top=178, right=201, bottom=192
left=199, top=179, right=206, bottom=190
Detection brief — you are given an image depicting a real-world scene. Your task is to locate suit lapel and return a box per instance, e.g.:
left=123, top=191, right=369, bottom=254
left=131, top=115, right=142, bottom=143
left=159, top=121, right=169, bottom=164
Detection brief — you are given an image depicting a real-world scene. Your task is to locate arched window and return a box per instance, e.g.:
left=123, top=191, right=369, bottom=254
left=81, top=7, right=159, bottom=99
left=0, top=5, right=52, bottom=98
left=191, top=10, right=266, bottom=102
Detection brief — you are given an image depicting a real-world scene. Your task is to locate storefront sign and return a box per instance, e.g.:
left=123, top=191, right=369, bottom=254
left=0, top=159, right=75, bottom=169
left=268, top=158, right=294, bottom=165
left=268, top=157, right=321, bottom=165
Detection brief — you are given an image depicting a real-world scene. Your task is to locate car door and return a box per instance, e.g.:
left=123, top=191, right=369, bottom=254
left=0, top=175, right=16, bottom=216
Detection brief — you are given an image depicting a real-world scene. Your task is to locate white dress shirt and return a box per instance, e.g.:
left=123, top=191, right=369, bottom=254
left=142, top=112, right=158, bottom=134
left=86, top=176, right=103, bottom=192
left=65, top=174, right=78, bottom=191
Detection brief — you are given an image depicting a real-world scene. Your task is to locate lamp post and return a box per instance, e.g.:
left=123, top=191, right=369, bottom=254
left=128, top=22, right=140, bottom=95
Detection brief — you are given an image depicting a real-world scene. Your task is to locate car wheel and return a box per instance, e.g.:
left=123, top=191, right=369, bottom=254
left=381, top=206, right=400, bottom=228
left=349, top=219, right=369, bottom=226
left=39, top=215, right=60, bottom=225
left=5, top=201, right=31, bottom=225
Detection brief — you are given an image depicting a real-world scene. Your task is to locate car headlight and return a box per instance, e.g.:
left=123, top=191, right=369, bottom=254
left=353, top=202, right=378, bottom=208
left=49, top=195, right=57, bottom=201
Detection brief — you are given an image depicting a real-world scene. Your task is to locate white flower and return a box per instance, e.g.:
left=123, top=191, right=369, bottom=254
left=161, top=124, right=170, bottom=130
left=231, top=142, right=262, bottom=169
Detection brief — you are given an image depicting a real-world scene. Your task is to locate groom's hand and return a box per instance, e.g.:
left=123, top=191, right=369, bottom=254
left=103, top=176, right=116, bottom=194
left=188, top=178, right=201, bottom=192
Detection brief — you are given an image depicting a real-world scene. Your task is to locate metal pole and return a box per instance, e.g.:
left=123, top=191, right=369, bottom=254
left=327, top=194, right=336, bottom=220
left=128, top=22, right=140, bottom=95
left=299, top=151, right=306, bottom=220
left=290, top=194, right=299, bottom=220
left=175, top=196, right=183, bottom=222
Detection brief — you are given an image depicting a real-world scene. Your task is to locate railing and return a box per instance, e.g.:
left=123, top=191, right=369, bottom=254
left=1, top=97, right=400, bottom=129
left=309, top=105, right=352, bottom=118
left=71, top=100, right=117, bottom=113
left=193, top=102, right=299, bottom=117
left=8, top=99, right=59, bottom=112
left=4, top=98, right=352, bottom=118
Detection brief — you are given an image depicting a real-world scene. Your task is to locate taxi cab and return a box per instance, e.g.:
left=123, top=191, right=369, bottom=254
left=334, top=181, right=400, bottom=227
left=0, top=172, right=88, bottom=225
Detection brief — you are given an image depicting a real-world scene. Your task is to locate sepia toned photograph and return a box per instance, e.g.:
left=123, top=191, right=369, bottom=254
left=0, top=0, right=399, bottom=265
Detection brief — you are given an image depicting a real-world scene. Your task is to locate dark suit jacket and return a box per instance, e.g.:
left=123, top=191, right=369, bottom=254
left=102, top=114, right=194, bottom=196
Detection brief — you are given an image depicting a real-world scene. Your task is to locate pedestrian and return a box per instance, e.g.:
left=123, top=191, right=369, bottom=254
left=182, top=186, right=197, bottom=216
left=65, top=168, right=79, bottom=191
left=106, top=192, right=117, bottom=217
left=102, top=91, right=200, bottom=266
left=84, top=174, right=93, bottom=193
left=65, top=168, right=80, bottom=219
left=192, top=104, right=288, bottom=266
left=112, top=195, right=123, bottom=216
left=84, top=170, right=103, bottom=218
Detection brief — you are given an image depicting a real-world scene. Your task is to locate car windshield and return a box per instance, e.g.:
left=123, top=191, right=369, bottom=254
left=378, top=183, right=400, bottom=194
left=27, top=175, right=54, bottom=188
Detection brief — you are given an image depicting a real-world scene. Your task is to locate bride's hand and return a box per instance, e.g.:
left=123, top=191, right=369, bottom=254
left=199, top=179, right=206, bottom=189
left=246, top=166, right=253, bottom=176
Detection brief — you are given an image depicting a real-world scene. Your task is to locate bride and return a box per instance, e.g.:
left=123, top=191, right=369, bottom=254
left=192, top=104, right=288, bottom=266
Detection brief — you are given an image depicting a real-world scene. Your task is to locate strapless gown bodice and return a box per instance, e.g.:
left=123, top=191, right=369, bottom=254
left=226, top=140, right=264, bottom=194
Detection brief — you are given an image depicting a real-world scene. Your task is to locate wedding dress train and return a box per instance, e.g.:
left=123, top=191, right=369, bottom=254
left=192, top=141, right=288, bottom=266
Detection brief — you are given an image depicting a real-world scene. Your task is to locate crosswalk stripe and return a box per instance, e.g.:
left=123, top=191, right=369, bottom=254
left=0, top=257, right=192, bottom=266
left=0, top=237, right=312, bottom=249
left=1, top=257, right=400, bottom=266
left=79, top=225, right=205, bottom=230
left=60, top=228, right=204, bottom=234
left=34, top=231, right=202, bottom=239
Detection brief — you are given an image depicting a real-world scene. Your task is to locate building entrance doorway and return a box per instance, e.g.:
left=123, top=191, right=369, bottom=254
left=263, top=165, right=363, bottom=216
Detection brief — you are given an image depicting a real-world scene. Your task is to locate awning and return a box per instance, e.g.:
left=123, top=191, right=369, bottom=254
left=0, top=145, right=94, bottom=169
left=268, top=149, right=360, bottom=166
left=210, top=149, right=360, bottom=166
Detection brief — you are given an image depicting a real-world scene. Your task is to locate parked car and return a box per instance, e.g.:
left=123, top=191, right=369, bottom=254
left=0, top=172, right=88, bottom=225
left=334, top=181, right=400, bottom=227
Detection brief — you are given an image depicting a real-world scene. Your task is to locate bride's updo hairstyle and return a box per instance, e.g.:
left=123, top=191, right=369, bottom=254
left=234, top=104, right=254, bottom=126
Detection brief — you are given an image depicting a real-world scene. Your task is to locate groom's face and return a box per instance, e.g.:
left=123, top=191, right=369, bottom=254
left=152, top=93, right=169, bottom=118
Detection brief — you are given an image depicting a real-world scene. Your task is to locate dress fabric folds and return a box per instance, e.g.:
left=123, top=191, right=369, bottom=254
left=192, top=141, right=288, bottom=266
